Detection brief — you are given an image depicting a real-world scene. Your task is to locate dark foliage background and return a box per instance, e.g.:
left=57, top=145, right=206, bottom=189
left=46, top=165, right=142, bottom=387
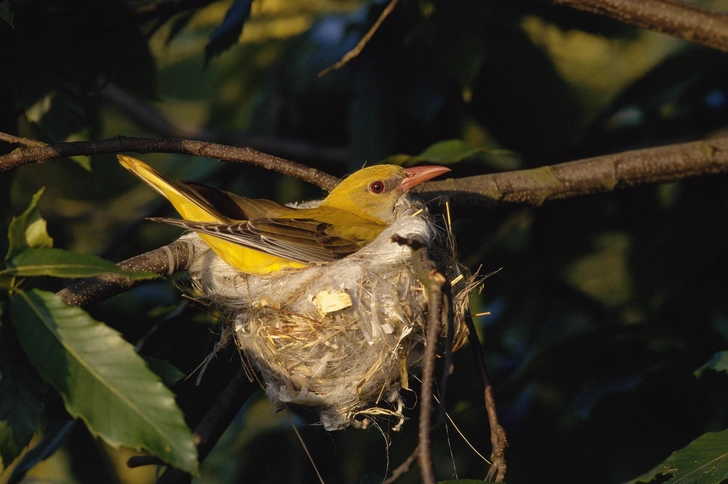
left=1, top=0, right=728, bottom=482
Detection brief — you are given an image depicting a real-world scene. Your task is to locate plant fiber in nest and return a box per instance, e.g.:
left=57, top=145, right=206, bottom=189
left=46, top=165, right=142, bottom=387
left=184, top=198, right=472, bottom=431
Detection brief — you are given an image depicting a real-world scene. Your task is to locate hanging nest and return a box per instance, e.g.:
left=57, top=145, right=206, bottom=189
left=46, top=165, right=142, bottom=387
left=184, top=198, right=474, bottom=430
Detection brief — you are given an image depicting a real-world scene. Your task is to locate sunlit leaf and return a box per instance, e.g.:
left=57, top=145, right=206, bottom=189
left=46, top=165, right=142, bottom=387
left=3, top=248, right=157, bottom=279
left=6, top=188, right=53, bottom=261
left=10, top=289, right=198, bottom=474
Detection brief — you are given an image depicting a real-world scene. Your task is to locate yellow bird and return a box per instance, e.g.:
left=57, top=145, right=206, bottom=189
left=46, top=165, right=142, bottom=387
left=118, top=155, right=449, bottom=274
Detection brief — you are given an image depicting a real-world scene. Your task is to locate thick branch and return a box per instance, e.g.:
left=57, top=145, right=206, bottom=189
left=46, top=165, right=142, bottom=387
left=57, top=239, right=196, bottom=308
left=546, top=0, right=728, bottom=53
left=4, top=133, right=728, bottom=214
left=422, top=138, right=728, bottom=211
left=0, top=134, right=341, bottom=191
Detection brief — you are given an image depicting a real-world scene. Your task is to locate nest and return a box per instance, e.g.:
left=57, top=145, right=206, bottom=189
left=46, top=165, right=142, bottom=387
left=184, top=198, right=472, bottom=430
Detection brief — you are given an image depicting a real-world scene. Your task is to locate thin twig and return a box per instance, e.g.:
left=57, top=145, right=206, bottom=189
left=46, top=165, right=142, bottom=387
left=318, top=0, right=400, bottom=77
left=464, top=314, right=507, bottom=482
left=383, top=446, right=419, bottom=484
left=436, top=277, right=454, bottom=428
left=546, top=0, right=728, bottom=53
left=0, top=133, right=341, bottom=191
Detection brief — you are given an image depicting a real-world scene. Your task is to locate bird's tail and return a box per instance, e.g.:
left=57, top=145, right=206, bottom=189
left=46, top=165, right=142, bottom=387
left=118, top=155, right=227, bottom=224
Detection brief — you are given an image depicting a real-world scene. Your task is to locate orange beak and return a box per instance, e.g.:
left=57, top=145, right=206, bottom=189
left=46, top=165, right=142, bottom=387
left=398, top=165, right=450, bottom=192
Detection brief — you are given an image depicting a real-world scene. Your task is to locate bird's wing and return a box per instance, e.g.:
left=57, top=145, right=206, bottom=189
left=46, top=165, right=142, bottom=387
left=180, top=181, right=291, bottom=220
left=149, top=217, right=364, bottom=264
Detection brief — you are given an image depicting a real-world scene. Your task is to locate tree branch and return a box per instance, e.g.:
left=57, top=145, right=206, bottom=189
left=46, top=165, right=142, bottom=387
left=0, top=133, right=341, bottom=191
left=318, top=0, right=400, bottom=77
left=392, top=234, right=447, bottom=484
left=545, top=0, right=728, bottom=53
left=422, top=137, right=728, bottom=211
left=57, top=239, right=197, bottom=308
left=5, top=133, right=728, bottom=214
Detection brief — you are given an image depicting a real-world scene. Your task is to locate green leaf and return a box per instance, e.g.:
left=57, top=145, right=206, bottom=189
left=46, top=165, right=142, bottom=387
left=695, top=350, right=728, bottom=377
left=623, top=462, right=666, bottom=484
left=0, top=326, right=46, bottom=468
left=0, top=0, right=13, bottom=28
left=6, top=188, right=53, bottom=261
left=664, top=430, right=728, bottom=483
left=144, top=357, right=186, bottom=388
left=419, top=139, right=485, bottom=163
left=625, top=429, right=728, bottom=484
left=9, top=289, right=198, bottom=474
left=3, top=248, right=158, bottom=279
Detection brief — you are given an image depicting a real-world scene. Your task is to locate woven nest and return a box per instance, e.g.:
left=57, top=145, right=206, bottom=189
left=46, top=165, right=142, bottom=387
left=185, top=198, right=473, bottom=430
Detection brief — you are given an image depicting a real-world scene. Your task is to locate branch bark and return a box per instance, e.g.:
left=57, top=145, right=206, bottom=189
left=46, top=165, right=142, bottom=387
left=421, top=137, right=728, bottom=211
left=392, top=233, right=452, bottom=484
left=56, top=239, right=197, bottom=308
left=0, top=133, right=341, bottom=191
left=545, top=0, right=728, bottom=53
left=5, top=133, right=727, bottom=214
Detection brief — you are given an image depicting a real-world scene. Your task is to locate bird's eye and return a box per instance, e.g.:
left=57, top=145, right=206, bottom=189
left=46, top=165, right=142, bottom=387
left=369, top=181, right=385, bottom=194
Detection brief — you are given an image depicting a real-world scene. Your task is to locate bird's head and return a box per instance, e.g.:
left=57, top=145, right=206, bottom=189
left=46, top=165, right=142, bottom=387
left=321, top=164, right=450, bottom=223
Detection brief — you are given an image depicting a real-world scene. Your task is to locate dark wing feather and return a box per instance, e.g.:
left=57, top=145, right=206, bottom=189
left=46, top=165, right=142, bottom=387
left=148, top=217, right=362, bottom=264
left=180, top=181, right=290, bottom=220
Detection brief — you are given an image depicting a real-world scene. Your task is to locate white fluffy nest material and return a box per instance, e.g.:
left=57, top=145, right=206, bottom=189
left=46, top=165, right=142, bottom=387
left=184, top=198, right=472, bottom=431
